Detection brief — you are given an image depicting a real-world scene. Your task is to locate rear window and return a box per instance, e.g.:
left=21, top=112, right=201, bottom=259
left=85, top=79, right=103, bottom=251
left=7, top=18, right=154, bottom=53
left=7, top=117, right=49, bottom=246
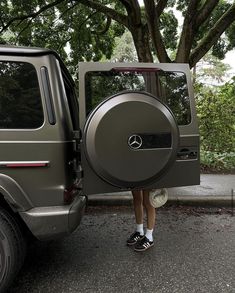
left=85, top=69, right=191, bottom=125
left=0, top=61, right=44, bottom=129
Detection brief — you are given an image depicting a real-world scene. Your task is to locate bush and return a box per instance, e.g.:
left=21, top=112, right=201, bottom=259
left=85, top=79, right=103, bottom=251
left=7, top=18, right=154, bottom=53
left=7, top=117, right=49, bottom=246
left=195, top=78, right=235, bottom=172
left=200, top=150, right=235, bottom=171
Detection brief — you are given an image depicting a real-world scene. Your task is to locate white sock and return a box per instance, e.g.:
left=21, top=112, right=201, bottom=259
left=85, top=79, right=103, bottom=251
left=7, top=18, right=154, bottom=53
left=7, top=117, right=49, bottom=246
left=145, top=229, right=153, bottom=242
left=136, top=224, right=144, bottom=235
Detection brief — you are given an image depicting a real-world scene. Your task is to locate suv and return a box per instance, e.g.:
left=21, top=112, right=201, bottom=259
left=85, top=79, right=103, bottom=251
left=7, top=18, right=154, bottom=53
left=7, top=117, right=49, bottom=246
left=0, top=46, right=200, bottom=291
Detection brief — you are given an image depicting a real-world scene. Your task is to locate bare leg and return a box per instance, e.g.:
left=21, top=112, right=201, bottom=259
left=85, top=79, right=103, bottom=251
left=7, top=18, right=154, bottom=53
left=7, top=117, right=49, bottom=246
left=132, top=190, right=143, bottom=225
left=143, top=190, right=156, bottom=230
left=126, top=190, right=144, bottom=245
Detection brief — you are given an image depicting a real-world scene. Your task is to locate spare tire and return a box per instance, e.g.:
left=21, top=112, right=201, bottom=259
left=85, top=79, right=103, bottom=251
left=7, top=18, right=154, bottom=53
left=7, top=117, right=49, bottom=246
left=84, top=91, right=179, bottom=188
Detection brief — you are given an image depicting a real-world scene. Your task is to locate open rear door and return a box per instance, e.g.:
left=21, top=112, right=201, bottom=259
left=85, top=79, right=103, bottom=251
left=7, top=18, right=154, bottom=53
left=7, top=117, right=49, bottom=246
left=79, top=63, right=200, bottom=195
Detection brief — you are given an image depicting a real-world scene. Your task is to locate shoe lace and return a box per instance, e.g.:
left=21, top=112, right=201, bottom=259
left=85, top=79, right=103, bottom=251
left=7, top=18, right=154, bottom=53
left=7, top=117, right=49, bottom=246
left=137, top=236, right=148, bottom=245
left=130, top=232, right=140, bottom=239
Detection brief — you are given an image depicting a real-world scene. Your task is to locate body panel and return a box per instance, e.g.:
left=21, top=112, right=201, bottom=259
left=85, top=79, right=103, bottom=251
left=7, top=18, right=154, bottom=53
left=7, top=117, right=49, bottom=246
left=20, top=194, right=86, bottom=240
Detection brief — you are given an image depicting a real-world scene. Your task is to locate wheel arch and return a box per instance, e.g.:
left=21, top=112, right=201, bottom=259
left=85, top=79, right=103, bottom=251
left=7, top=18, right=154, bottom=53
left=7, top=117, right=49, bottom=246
left=0, top=174, right=33, bottom=212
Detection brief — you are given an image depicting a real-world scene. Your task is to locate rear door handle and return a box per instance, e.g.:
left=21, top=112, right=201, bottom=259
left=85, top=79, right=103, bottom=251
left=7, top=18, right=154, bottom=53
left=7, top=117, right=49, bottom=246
left=177, top=148, right=197, bottom=159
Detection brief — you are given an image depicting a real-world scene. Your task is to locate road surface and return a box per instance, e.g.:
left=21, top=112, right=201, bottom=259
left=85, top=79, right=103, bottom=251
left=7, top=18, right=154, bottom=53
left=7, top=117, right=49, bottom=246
left=8, top=206, right=235, bottom=293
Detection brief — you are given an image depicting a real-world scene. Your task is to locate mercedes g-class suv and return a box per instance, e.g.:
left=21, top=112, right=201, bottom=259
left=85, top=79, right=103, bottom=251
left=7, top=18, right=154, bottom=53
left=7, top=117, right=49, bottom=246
left=0, top=45, right=200, bottom=291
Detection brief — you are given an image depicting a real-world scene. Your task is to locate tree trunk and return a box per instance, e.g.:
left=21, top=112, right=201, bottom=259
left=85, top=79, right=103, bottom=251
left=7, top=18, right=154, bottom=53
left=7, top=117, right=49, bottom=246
left=131, top=25, right=153, bottom=63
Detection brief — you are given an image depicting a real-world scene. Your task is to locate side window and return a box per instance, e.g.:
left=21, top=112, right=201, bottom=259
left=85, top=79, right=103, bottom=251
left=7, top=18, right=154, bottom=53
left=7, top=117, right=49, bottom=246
left=62, top=74, right=79, bottom=130
left=0, top=61, right=44, bottom=129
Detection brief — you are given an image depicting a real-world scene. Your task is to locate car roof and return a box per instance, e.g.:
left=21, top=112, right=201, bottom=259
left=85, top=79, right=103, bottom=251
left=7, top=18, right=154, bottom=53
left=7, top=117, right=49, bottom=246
left=0, top=45, right=74, bottom=86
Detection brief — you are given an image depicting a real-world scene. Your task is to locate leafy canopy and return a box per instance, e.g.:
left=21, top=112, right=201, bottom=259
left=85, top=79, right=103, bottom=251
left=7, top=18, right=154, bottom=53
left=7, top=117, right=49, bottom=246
left=0, top=1, right=235, bottom=70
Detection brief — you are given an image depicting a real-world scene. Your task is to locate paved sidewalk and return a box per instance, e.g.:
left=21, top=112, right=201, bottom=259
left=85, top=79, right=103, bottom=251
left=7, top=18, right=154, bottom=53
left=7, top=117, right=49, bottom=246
left=88, top=174, right=235, bottom=207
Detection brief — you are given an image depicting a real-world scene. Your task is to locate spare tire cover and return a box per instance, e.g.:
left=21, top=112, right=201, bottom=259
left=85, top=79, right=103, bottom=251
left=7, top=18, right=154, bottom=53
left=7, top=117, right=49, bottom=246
left=84, top=91, right=179, bottom=188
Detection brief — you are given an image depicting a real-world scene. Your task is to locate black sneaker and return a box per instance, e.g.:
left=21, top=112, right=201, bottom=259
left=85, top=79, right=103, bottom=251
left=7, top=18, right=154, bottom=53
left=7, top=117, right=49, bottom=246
left=134, top=236, right=154, bottom=252
left=126, top=232, right=145, bottom=246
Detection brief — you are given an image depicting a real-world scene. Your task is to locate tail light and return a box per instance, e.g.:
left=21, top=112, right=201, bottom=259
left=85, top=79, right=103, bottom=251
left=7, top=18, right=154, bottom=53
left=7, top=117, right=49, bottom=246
left=111, top=67, right=163, bottom=73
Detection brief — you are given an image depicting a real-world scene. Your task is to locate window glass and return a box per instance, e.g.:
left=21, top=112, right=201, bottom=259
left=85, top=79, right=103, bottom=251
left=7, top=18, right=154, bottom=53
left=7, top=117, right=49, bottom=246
left=85, top=70, right=191, bottom=125
left=0, top=61, right=43, bottom=129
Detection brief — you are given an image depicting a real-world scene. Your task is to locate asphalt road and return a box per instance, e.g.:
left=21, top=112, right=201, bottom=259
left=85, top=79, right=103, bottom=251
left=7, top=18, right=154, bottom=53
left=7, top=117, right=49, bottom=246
left=8, top=206, right=235, bottom=293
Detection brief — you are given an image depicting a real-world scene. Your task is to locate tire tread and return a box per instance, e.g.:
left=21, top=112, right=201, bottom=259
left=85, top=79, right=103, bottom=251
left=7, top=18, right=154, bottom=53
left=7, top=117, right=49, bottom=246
left=0, top=207, right=26, bottom=292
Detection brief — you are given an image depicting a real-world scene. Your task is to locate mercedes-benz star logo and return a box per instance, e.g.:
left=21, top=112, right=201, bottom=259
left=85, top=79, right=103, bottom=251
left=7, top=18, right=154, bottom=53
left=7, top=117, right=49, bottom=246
left=128, top=134, right=143, bottom=149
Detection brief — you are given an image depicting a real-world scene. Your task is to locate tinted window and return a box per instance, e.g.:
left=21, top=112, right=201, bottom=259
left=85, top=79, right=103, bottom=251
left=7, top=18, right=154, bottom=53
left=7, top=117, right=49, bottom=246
left=85, top=70, right=191, bottom=125
left=0, top=61, right=43, bottom=129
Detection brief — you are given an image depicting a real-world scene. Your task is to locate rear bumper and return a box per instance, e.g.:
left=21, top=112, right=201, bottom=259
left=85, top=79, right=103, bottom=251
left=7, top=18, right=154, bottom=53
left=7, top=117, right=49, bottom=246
left=19, top=195, right=86, bottom=240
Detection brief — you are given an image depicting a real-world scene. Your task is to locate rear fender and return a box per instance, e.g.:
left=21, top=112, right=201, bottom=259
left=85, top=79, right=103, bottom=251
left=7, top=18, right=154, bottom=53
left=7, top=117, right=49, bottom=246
left=0, top=174, right=33, bottom=212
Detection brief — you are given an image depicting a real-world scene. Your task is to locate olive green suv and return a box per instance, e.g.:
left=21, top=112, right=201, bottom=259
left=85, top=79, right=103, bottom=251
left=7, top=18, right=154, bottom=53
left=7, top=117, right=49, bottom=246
left=0, top=45, right=200, bottom=291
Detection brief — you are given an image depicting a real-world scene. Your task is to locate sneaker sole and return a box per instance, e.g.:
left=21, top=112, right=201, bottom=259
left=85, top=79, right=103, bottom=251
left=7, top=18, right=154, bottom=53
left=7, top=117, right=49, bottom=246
left=134, top=242, right=154, bottom=252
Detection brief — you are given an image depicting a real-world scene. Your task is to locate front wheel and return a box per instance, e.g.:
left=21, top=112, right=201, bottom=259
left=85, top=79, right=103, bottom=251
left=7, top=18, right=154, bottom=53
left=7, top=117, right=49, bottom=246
left=0, top=207, right=26, bottom=292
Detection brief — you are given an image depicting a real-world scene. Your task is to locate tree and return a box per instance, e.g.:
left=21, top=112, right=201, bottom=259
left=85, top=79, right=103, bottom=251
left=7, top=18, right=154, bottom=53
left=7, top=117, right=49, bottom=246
left=193, top=51, right=232, bottom=85
left=0, top=1, right=125, bottom=73
left=110, top=30, right=138, bottom=62
left=196, top=77, right=235, bottom=171
left=0, top=1, right=235, bottom=69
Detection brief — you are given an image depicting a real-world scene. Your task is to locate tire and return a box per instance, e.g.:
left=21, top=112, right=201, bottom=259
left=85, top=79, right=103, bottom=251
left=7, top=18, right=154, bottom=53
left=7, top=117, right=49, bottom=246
left=0, top=207, right=26, bottom=292
left=84, top=91, right=179, bottom=188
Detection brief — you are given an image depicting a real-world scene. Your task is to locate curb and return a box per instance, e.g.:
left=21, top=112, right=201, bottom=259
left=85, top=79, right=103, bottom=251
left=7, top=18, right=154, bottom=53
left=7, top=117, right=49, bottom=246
left=166, top=195, right=233, bottom=207
left=87, top=194, right=234, bottom=208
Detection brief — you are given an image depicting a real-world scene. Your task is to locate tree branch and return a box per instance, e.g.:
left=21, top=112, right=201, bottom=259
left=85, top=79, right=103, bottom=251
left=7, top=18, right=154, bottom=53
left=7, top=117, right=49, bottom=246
left=0, top=16, right=4, bottom=28
left=57, top=36, right=72, bottom=51
left=0, top=0, right=65, bottom=34
left=91, top=16, right=112, bottom=35
left=175, top=0, right=200, bottom=62
left=97, top=17, right=112, bottom=35
left=195, top=0, right=219, bottom=27
left=78, top=11, right=97, bottom=31
left=155, top=0, right=168, bottom=17
left=144, top=0, right=170, bottom=62
left=16, top=18, right=33, bottom=42
left=119, top=0, right=133, bottom=14
left=57, top=2, right=79, bottom=22
left=50, top=2, right=91, bottom=29
left=118, top=0, right=142, bottom=28
left=75, top=0, right=129, bottom=28
left=189, top=4, right=235, bottom=68
left=1, top=0, right=129, bottom=34
left=130, top=0, right=142, bottom=24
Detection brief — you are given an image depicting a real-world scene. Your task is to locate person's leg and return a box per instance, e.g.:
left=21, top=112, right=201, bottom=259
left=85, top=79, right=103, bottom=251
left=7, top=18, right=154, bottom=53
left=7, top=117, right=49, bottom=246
left=126, top=190, right=144, bottom=246
left=143, top=190, right=156, bottom=230
left=134, top=190, right=155, bottom=251
left=132, top=190, right=143, bottom=226
left=143, top=190, right=155, bottom=241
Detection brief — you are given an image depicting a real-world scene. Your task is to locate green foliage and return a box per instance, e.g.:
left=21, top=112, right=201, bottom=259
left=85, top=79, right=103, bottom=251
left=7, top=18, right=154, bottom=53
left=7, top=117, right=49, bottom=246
left=200, top=150, right=235, bottom=171
left=175, top=0, right=190, bottom=15
left=110, top=31, right=138, bottom=62
left=159, top=10, right=178, bottom=50
left=196, top=80, right=235, bottom=152
left=0, top=1, right=125, bottom=75
left=196, top=78, right=235, bottom=171
left=194, top=52, right=232, bottom=84
left=193, top=1, right=233, bottom=59
left=1, top=0, right=235, bottom=70
left=227, top=21, right=235, bottom=50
